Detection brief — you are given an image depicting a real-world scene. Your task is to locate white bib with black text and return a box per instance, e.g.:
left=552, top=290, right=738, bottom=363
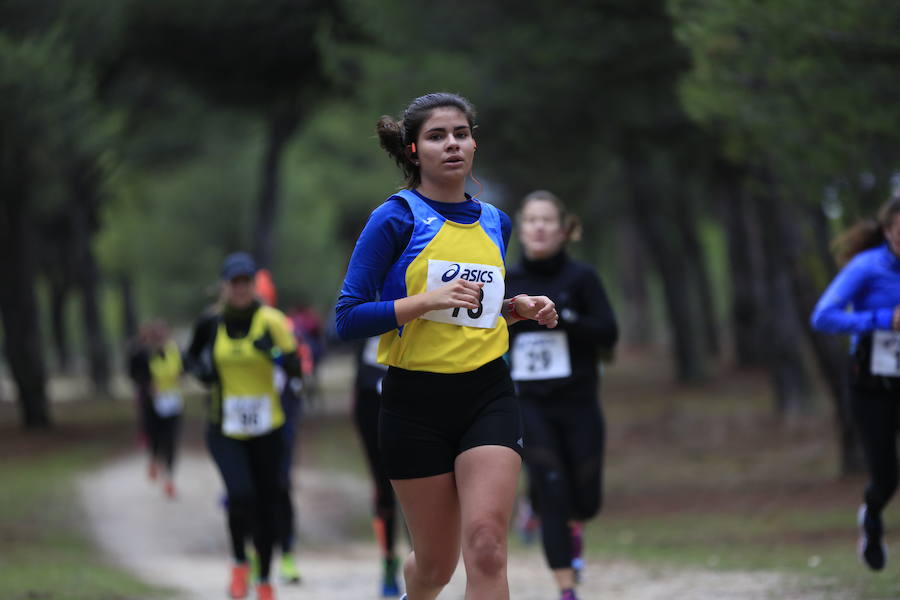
left=222, top=395, right=273, bottom=437
left=510, top=330, right=572, bottom=381
left=421, top=259, right=504, bottom=329
left=871, top=330, right=900, bottom=377
left=153, top=392, right=183, bottom=417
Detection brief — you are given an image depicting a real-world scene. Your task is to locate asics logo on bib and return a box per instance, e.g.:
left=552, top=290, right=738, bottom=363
left=442, top=263, right=494, bottom=284
left=441, top=263, right=461, bottom=281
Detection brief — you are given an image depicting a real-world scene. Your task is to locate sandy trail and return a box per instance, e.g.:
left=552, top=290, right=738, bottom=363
left=78, top=451, right=826, bottom=600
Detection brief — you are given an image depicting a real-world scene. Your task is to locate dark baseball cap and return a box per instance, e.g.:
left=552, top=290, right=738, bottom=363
left=221, top=252, right=257, bottom=280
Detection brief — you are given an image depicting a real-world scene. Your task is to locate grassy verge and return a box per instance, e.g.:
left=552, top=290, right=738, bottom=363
left=0, top=398, right=172, bottom=600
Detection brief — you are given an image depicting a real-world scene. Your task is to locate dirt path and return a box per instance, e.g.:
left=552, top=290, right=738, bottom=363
left=78, top=451, right=828, bottom=600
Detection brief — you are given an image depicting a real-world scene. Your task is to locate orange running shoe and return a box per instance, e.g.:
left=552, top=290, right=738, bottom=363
left=228, top=564, right=250, bottom=599
left=256, top=582, right=275, bottom=600
left=164, top=480, right=176, bottom=499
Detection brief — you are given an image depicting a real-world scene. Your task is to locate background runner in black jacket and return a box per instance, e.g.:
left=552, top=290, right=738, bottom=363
left=505, top=190, right=618, bottom=600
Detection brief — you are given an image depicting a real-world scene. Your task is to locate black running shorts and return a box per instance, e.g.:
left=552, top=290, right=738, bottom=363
left=379, top=357, right=524, bottom=479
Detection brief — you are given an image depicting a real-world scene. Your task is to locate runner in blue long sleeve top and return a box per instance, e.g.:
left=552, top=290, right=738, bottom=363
left=335, top=191, right=512, bottom=341
left=810, top=243, right=900, bottom=343
left=810, top=197, right=900, bottom=572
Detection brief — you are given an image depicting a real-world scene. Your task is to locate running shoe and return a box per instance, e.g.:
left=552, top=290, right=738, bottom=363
left=279, top=553, right=301, bottom=584
left=560, top=589, right=579, bottom=600
left=228, top=563, right=250, bottom=599
left=147, top=460, right=158, bottom=481
left=399, top=595, right=407, bottom=600
left=858, top=504, right=887, bottom=570
left=381, top=556, right=400, bottom=596
left=164, top=480, right=176, bottom=499
left=256, top=582, right=275, bottom=600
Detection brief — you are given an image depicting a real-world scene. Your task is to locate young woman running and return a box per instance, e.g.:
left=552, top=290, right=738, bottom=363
left=335, top=92, right=558, bottom=600
left=353, top=335, right=400, bottom=596
left=185, top=252, right=302, bottom=600
left=811, top=196, right=900, bottom=571
left=127, top=319, right=184, bottom=499
left=506, top=191, right=618, bottom=600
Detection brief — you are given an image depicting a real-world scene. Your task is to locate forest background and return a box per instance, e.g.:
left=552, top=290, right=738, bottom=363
left=2, top=0, right=899, bottom=479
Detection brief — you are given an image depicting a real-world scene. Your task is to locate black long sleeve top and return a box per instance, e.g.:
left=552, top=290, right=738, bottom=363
left=505, top=250, right=618, bottom=397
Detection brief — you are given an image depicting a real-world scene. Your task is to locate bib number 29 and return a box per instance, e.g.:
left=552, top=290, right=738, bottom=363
left=452, top=288, right=484, bottom=320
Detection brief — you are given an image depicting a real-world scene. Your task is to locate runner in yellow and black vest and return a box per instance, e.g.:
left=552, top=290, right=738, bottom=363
left=127, top=319, right=184, bottom=499
left=185, top=252, right=301, bottom=600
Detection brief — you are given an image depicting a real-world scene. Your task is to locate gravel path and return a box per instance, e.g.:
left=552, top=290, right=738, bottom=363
left=78, top=452, right=828, bottom=600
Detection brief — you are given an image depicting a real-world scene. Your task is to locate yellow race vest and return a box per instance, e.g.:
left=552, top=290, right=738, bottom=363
left=378, top=190, right=509, bottom=373
left=149, top=340, right=184, bottom=417
left=213, top=306, right=294, bottom=439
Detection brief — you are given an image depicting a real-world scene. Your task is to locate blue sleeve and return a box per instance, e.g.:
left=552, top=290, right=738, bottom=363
left=810, top=257, right=894, bottom=334
left=334, top=200, right=412, bottom=340
left=500, top=210, right=512, bottom=253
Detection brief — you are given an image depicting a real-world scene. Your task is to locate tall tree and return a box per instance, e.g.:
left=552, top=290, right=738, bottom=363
left=122, top=0, right=357, bottom=268
left=0, top=31, right=105, bottom=426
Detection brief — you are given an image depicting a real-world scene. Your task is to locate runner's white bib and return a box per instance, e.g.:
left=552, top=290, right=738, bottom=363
left=421, top=259, right=503, bottom=329
left=871, top=330, right=900, bottom=377
left=222, top=395, right=273, bottom=436
left=153, top=392, right=183, bottom=417
left=510, top=331, right=572, bottom=381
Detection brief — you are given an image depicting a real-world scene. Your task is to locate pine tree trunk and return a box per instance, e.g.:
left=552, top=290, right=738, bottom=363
left=69, top=160, right=110, bottom=396
left=622, top=145, right=707, bottom=381
left=0, top=145, right=51, bottom=428
left=253, top=104, right=300, bottom=269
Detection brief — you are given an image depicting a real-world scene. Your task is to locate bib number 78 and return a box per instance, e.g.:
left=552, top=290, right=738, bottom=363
left=452, top=288, right=484, bottom=320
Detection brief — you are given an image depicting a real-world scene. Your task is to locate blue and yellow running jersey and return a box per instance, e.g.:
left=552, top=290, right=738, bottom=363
left=213, top=305, right=296, bottom=439
left=377, top=190, right=508, bottom=373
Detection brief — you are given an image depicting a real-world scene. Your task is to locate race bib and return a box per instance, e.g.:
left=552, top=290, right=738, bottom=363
left=871, top=330, right=900, bottom=377
left=510, top=331, right=572, bottom=381
left=222, top=395, right=273, bottom=436
left=362, top=336, right=385, bottom=368
left=153, top=392, right=183, bottom=417
left=421, top=259, right=503, bottom=329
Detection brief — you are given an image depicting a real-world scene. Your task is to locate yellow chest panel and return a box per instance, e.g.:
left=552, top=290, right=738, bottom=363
left=378, top=220, right=509, bottom=373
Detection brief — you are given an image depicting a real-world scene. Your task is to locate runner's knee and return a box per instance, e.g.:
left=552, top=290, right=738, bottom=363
left=464, top=519, right=506, bottom=576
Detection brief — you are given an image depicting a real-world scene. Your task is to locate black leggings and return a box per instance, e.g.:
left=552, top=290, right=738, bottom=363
left=851, top=385, right=900, bottom=516
left=142, top=395, right=180, bottom=472
left=353, top=386, right=397, bottom=555
left=520, top=390, right=605, bottom=570
left=207, top=426, right=284, bottom=580
left=278, top=386, right=302, bottom=553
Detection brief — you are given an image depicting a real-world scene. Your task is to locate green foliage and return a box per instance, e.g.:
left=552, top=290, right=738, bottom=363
left=0, top=29, right=109, bottom=158
left=672, top=0, right=900, bottom=197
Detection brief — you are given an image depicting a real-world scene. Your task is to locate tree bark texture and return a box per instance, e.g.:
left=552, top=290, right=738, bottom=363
left=622, top=145, right=707, bottom=381
left=752, top=169, right=815, bottom=416
left=0, top=145, right=51, bottom=428
left=69, top=159, right=111, bottom=396
left=253, top=103, right=300, bottom=269
left=617, top=220, right=653, bottom=346
left=715, top=161, right=767, bottom=367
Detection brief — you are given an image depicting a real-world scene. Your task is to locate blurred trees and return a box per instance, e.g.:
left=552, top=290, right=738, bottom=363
left=1, top=0, right=899, bottom=470
left=671, top=0, right=900, bottom=470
